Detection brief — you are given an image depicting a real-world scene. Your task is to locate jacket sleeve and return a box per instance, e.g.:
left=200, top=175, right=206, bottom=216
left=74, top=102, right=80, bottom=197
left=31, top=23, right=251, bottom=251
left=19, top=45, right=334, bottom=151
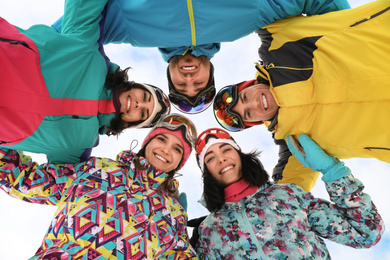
left=0, top=148, right=78, bottom=205
left=61, top=0, right=108, bottom=43
left=272, top=136, right=320, bottom=191
left=257, top=0, right=350, bottom=28
left=308, top=174, right=384, bottom=248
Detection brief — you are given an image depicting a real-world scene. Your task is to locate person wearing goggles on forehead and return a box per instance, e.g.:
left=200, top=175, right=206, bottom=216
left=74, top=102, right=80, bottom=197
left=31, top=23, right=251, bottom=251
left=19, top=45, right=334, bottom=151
left=190, top=128, right=383, bottom=259
left=0, top=114, right=198, bottom=259
left=214, top=0, right=390, bottom=191
left=52, top=0, right=350, bottom=113
left=0, top=0, right=171, bottom=164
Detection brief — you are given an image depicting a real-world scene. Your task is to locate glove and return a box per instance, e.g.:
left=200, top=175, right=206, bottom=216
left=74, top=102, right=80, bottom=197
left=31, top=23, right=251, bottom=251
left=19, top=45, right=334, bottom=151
left=178, top=192, right=188, bottom=211
left=286, top=134, right=351, bottom=182
left=188, top=216, right=207, bottom=248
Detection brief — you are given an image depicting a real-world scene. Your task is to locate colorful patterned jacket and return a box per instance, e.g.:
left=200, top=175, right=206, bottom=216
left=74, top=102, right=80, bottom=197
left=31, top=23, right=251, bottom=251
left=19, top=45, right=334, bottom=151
left=52, top=0, right=350, bottom=62
left=256, top=0, right=390, bottom=191
left=0, top=0, right=117, bottom=164
left=0, top=148, right=198, bottom=260
left=196, top=175, right=383, bottom=259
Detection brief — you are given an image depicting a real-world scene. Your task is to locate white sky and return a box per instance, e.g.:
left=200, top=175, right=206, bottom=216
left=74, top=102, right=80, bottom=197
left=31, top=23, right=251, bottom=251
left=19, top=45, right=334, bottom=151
left=1, top=0, right=389, bottom=259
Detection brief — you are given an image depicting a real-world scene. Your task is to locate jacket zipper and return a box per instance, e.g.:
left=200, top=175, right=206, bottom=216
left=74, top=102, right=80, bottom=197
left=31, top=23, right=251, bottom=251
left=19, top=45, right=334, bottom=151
left=186, top=0, right=196, bottom=46
left=364, top=147, right=390, bottom=151
left=266, top=63, right=313, bottom=71
left=0, top=37, right=33, bottom=51
left=235, top=201, right=268, bottom=259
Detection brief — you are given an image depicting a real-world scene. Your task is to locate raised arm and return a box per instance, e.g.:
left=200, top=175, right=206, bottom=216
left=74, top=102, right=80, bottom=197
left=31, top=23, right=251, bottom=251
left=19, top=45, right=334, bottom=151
left=272, top=136, right=320, bottom=191
left=257, top=0, right=350, bottom=28
left=0, top=148, right=78, bottom=205
left=287, top=134, right=384, bottom=247
left=61, top=0, right=108, bottom=42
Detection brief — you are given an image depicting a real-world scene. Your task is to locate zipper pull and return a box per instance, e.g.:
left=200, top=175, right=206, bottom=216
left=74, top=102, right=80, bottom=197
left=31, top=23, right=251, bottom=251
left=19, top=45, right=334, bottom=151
left=266, top=63, right=275, bottom=69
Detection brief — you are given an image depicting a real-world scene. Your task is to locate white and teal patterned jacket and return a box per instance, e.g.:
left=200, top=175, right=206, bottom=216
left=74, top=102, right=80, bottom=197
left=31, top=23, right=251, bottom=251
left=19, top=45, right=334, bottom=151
left=196, top=174, right=383, bottom=259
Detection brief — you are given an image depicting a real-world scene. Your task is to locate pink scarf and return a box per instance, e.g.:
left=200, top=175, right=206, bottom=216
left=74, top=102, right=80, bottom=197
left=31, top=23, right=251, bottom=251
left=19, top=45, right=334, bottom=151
left=224, top=179, right=258, bottom=203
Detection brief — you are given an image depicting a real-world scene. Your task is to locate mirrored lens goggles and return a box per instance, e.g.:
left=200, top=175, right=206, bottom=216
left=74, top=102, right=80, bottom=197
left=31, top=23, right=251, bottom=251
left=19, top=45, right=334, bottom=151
left=213, top=85, right=245, bottom=132
left=169, top=86, right=216, bottom=114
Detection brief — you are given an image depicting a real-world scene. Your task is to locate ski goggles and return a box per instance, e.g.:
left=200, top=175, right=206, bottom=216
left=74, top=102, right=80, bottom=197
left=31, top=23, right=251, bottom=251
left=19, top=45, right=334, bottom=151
left=156, top=114, right=197, bottom=148
left=195, top=128, right=232, bottom=155
left=213, top=85, right=245, bottom=132
left=169, top=85, right=215, bottom=114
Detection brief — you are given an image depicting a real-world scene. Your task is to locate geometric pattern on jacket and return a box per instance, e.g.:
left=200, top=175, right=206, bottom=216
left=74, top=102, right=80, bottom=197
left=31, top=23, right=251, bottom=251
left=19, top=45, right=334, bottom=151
left=196, top=176, right=383, bottom=259
left=0, top=148, right=198, bottom=260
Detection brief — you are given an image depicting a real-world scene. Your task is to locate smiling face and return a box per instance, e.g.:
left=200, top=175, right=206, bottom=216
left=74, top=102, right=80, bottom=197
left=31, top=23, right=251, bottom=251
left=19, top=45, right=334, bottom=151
left=119, top=87, right=155, bottom=123
left=204, top=143, right=242, bottom=187
left=168, top=53, right=210, bottom=97
left=232, top=82, right=278, bottom=123
left=144, top=133, right=184, bottom=173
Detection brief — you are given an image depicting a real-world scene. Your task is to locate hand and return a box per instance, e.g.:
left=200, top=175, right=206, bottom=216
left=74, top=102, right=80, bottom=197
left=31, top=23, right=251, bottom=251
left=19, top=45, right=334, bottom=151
left=286, top=134, right=350, bottom=182
left=178, top=192, right=188, bottom=211
left=188, top=216, right=207, bottom=248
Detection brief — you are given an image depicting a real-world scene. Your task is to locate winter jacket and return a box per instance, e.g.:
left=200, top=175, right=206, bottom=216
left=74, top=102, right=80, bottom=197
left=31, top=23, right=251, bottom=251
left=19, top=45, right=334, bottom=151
left=0, top=0, right=117, bottom=164
left=0, top=148, right=198, bottom=259
left=196, top=175, right=383, bottom=259
left=52, top=0, right=350, bottom=62
left=256, top=0, right=390, bottom=191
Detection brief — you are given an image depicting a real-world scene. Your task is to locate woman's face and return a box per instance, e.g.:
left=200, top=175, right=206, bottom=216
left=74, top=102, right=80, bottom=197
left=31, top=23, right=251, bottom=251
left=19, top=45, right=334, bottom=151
left=144, top=133, right=184, bottom=173
left=204, top=143, right=242, bottom=187
left=119, top=87, right=155, bottom=123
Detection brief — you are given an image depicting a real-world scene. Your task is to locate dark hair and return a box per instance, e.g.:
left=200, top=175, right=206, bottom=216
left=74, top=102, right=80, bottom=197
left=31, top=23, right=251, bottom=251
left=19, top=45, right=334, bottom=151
left=133, top=135, right=183, bottom=196
left=202, top=149, right=269, bottom=212
left=105, top=67, right=151, bottom=136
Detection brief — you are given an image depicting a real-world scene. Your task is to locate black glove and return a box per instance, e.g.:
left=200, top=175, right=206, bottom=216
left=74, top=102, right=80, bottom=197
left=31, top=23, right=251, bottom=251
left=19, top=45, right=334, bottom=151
left=187, top=216, right=207, bottom=248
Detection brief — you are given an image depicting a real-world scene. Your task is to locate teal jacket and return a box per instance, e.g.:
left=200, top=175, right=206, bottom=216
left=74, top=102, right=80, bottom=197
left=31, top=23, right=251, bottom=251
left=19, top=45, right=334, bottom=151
left=1, top=0, right=117, bottom=163
left=52, top=0, right=350, bottom=62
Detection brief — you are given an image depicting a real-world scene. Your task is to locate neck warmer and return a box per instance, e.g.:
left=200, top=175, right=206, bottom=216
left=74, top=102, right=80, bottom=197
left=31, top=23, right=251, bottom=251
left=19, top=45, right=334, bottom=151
left=224, top=178, right=258, bottom=203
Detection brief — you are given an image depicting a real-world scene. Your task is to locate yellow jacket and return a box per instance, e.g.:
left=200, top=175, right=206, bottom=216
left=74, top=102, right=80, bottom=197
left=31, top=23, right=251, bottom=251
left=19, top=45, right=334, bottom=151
left=257, top=0, right=390, bottom=191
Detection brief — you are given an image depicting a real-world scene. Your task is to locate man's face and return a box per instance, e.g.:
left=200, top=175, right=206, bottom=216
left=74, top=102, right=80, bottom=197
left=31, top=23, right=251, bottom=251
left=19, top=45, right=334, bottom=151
left=232, top=82, right=278, bottom=123
left=168, top=53, right=210, bottom=97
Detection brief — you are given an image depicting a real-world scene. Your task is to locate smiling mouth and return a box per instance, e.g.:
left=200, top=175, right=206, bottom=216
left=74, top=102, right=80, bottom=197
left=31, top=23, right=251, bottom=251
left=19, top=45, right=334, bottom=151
left=180, top=65, right=198, bottom=72
left=127, top=96, right=131, bottom=112
left=155, top=154, right=168, bottom=163
left=262, top=94, right=268, bottom=110
left=221, top=165, right=234, bottom=174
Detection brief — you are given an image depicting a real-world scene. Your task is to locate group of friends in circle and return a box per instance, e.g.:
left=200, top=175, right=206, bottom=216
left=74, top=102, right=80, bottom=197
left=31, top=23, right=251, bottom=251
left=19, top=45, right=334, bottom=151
left=1, top=0, right=389, bottom=258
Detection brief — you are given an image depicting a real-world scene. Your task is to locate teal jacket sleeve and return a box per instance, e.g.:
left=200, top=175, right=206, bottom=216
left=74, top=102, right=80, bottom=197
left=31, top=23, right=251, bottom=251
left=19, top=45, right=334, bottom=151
left=257, top=0, right=350, bottom=27
left=61, top=0, right=108, bottom=44
left=0, top=148, right=78, bottom=206
left=308, top=174, right=384, bottom=248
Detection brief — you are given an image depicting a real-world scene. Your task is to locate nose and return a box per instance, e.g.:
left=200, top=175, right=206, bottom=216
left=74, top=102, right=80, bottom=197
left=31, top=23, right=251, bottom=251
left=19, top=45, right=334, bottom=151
left=218, top=155, right=227, bottom=164
left=184, top=72, right=195, bottom=79
left=135, top=100, right=149, bottom=109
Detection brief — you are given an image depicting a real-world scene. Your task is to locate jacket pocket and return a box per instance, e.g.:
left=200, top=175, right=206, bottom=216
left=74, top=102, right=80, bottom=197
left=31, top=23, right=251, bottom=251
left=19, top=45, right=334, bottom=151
left=0, top=37, right=33, bottom=50
left=364, top=147, right=390, bottom=164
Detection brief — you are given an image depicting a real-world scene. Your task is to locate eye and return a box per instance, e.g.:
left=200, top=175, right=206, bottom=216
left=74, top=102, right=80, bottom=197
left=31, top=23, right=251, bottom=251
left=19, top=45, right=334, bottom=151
left=157, top=136, right=165, bottom=142
left=244, top=93, right=247, bottom=101
left=141, top=110, right=145, bottom=119
left=143, top=92, right=146, bottom=101
left=205, top=156, right=214, bottom=164
left=223, top=147, right=232, bottom=153
left=247, top=110, right=251, bottom=119
left=195, top=82, right=202, bottom=86
left=174, top=146, right=183, bottom=154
